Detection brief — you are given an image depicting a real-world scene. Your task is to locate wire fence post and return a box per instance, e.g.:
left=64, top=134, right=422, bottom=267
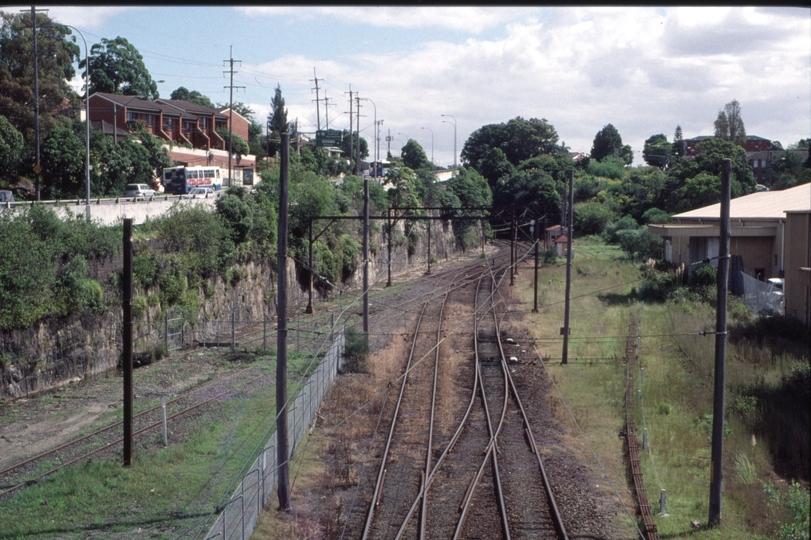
left=164, top=311, right=169, bottom=352
left=231, top=310, right=236, bottom=352
left=263, top=312, right=267, bottom=351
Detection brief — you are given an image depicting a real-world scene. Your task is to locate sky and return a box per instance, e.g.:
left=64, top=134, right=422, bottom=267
left=10, top=5, right=811, bottom=168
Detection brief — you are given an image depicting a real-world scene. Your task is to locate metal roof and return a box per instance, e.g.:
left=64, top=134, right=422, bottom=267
left=672, top=183, right=811, bottom=220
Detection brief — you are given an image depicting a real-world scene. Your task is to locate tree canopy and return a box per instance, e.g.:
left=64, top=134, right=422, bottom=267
left=642, top=134, right=672, bottom=168
left=461, top=117, right=562, bottom=172
left=400, top=139, right=430, bottom=170
left=170, top=87, right=214, bottom=108
left=81, top=36, right=159, bottom=100
left=713, top=99, right=746, bottom=146
left=0, top=12, right=80, bottom=151
left=590, top=124, right=633, bottom=165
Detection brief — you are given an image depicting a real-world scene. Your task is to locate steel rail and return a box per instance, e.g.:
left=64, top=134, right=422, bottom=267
left=391, top=257, right=514, bottom=540
left=0, top=370, right=265, bottom=498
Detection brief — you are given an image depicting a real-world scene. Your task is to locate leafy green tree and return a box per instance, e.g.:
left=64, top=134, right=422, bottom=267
left=573, top=201, right=615, bottom=236
left=217, top=101, right=255, bottom=122
left=586, top=155, right=626, bottom=180
left=134, top=129, right=171, bottom=179
left=770, top=150, right=809, bottom=190
left=215, top=126, right=249, bottom=163
left=713, top=99, right=746, bottom=146
left=269, top=84, right=288, bottom=134
left=169, top=87, right=214, bottom=108
left=591, top=123, right=633, bottom=165
left=447, top=167, right=492, bottom=210
left=0, top=12, right=80, bottom=151
left=494, top=168, right=561, bottom=221
left=401, top=139, right=430, bottom=170
left=673, top=125, right=685, bottom=157
left=340, top=129, right=369, bottom=162
left=81, top=37, right=159, bottom=99
left=641, top=207, right=670, bottom=224
left=476, top=147, right=515, bottom=187
left=642, top=134, right=672, bottom=168
left=41, top=121, right=84, bottom=199
left=0, top=114, right=24, bottom=183
left=215, top=187, right=253, bottom=244
left=462, top=117, right=561, bottom=169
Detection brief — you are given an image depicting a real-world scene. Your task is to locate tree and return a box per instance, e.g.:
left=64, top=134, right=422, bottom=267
left=340, top=129, right=368, bottom=162
left=591, top=124, right=633, bottom=165
left=215, top=127, right=249, bottom=163
left=461, top=117, right=562, bottom=170
left=713, top=99, right=746, bottom=146
left=81, top=37, right=159, bottom=100
left=40, top=121, right=84, bottom=199
left=0, top=12, right=80, bottom=151
left=218, top=101, right=256, bottom=123
left=673, top=125, right=684, bottom=157
left=0, top=115, right=24, bottom=183
left=642, top=134, right=672, bottom=168
left=169, top=87, right=214, bottom=108
left=401, top=139, right=430, bottom=170
left=269, top=84, right=288, bottom=134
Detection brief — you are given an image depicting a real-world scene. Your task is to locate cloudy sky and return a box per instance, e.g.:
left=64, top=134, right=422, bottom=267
left=15, top=6, right=811, bottom=167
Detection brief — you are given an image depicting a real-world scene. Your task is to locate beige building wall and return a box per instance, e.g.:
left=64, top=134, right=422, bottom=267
left=784, top=211, right=811, bottom=326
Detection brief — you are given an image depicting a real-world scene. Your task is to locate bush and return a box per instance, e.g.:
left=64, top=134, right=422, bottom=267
left=341, top=326, right=368, bottom=373
left=691, top=263, right=717, bottom=287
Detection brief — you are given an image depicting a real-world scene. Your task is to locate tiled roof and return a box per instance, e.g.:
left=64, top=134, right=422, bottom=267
left=156, top=99, right=227, bottom=119
left=91, top=92, right=181, bottom=115
left=673, top=183, right=811, bottom=220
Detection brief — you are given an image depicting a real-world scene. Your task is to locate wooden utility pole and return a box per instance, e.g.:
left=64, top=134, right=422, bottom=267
left=709, top=159, right=732, bottom=527
left=562, top=170, right=574, bottom=364
left=122, top=218, right=133, bottom=466
left=276, top=132, right=291, bottom=511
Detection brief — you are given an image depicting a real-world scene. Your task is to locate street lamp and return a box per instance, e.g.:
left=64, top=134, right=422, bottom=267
left=46, top=23, right=90, bottom=212
left=441, top=114, right=457, bottom=169
left=421, top=127, right=434, bottom=169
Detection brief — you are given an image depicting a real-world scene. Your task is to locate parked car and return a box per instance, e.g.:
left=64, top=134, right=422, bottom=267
left=0, top=189, right=14, bottom=208
left=181, top=187, right=214, bottom=199
left=124, top=184, right=156, bottom=198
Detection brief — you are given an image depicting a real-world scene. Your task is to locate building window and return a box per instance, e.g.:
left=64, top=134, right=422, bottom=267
left=200, top=118, right=208, bottom=129
left=127, top=111, right=136, bottom=122
left=163, top=118, right=173, bottom=131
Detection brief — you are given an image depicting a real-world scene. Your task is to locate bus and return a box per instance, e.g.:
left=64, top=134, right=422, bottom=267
left=162, top=166, right=223, bottom=195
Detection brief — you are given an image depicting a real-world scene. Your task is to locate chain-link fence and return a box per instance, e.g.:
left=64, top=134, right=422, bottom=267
left=741, top=272, right=784, bottom=316
left=202, top=327, right=346, bottom=540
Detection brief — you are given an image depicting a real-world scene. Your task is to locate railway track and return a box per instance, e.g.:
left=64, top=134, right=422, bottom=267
left=0, top=364, right=270, bottom=500
left=354, top=243, right=568, bottom=540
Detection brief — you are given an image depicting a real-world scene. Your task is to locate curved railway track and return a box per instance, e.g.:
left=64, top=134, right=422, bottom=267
left=355, top=244, right=568, bottom=540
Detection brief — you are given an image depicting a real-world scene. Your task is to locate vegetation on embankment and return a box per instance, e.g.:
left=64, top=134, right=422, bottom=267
left=518, top=236, right=809, bottom=539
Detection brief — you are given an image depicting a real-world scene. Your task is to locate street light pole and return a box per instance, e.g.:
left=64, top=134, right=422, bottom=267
left=421, top=126, right=434, bottom=169
left=441, top=114, right=456, bottom=169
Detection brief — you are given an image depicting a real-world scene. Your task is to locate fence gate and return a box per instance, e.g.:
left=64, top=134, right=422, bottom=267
left=165, top=310, right=183, bottom=351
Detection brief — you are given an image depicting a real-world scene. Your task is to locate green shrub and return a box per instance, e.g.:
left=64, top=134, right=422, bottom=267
left=691, top=263, right=717, bottom=287
left=342, top=326, right=368, bottom=373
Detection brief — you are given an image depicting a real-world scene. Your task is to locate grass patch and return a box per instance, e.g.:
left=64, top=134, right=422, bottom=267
left=515, top=239, right=809, bottom=539
left=0, top=346, right=326, bottom=539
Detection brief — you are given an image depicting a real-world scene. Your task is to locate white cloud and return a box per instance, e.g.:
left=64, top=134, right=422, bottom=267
left=237, top=6, right=538, bottom=33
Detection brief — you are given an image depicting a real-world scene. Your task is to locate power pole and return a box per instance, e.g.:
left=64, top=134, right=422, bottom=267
left=122, top=218, right=133, bottom=466
left=355, top=96, right=363, bottom=175
left=223, top=47, right=244, bottom=187
left=561, top=170, right=574, bottom=364
left=276, top=131, right=291, bottom=512
left=27, top=7, right=48, bottom=200
left=709, top=159, right=732, bottom=527
left=323, top=90, right=332, bottom=129
left=346, top=87, right=354, bottom=172
left=311, top=68, right=323, bottom=131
